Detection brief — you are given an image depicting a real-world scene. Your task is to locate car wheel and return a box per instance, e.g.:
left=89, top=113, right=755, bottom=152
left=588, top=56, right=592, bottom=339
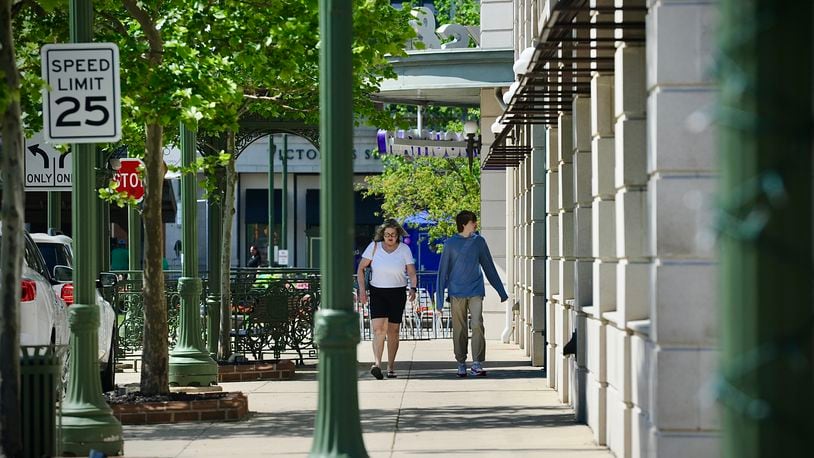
left=100, top=326, right=116, bottom=392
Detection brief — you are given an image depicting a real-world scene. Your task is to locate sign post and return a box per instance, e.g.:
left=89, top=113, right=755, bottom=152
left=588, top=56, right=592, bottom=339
left=51, top=6, right=123, bottom=453
left=40, top=42, right=121, bottom=144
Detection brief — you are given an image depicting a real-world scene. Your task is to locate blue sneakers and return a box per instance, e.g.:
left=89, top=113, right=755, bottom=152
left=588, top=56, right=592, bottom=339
left=457, top=362, right=467, bottom=377
left=471, top=362, right=487, bottom=376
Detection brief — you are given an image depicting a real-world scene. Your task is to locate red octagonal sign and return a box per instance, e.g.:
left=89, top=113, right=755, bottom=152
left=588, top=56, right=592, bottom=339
left=114, top=158, right=145, bottom=203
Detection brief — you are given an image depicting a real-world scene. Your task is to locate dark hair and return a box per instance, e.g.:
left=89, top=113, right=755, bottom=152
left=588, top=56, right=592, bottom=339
left=455, top=210, right=477, bottom=232
left=373, top=219, right=408, bottom=242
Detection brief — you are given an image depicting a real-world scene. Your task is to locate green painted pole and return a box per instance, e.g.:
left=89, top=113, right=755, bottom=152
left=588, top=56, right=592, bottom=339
left=268, top=135, right=276, bottom=263
left=47, top=191, right=60, bottom=233
left=718, top=1, right=812, bottom=457
left=281, top=134, right=288, bottom=252
left=60, top=0, right=123, bottom=455
left=169, top=122, right=218, bottom=386
left=310, top=0, right=366, bottom=456
left=98, top=150, right=110, bottom=272
left=127, top=203, right=141, bottom=270
left=206, top=193, right=221, bottom=358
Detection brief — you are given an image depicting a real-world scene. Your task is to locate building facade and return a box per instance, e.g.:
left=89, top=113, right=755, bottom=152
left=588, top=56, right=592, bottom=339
left=485, top=1, right=719, bottom=456
left=161, top=125, right=385, bottom=270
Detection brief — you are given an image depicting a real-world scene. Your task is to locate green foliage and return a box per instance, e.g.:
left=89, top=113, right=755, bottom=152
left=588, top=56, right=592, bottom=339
left=388, top=105, right=479, bottom=132
left=434, top=0, right=480, bottom=26
left=360, top=154, right=480, bottom=249
left=11, top=0, right=414, bottom=198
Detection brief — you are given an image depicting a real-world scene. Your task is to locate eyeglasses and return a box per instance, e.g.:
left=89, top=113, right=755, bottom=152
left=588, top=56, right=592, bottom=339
left=383, top=232, right=398, bottom=238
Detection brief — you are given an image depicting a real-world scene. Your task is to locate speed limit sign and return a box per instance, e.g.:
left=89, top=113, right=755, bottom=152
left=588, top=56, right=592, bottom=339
left=41, top=43, right=121, bottom=143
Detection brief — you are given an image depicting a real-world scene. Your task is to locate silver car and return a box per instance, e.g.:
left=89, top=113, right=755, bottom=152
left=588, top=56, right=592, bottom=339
left=30, top=233, right=118, bottom=392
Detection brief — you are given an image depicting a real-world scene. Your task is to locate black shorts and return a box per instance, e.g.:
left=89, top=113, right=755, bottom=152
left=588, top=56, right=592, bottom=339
left=369, top=285, right=407, bottom=323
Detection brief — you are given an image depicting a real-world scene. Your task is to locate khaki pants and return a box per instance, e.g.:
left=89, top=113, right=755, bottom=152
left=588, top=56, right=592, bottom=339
left=451, top=296, right=485, bottom=363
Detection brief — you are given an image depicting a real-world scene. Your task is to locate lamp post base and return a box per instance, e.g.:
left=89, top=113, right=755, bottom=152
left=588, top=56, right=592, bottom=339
left=309, top=309, right=368, bottom=457
left=169, top=349, right=218, bottom=387
left=61, top=410, right=123, bottom=456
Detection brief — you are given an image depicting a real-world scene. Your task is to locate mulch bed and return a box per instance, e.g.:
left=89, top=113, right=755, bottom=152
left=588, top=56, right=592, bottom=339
left=106, top=390, right=249, bottom=425
left=104, top=390, right=228, bottom=405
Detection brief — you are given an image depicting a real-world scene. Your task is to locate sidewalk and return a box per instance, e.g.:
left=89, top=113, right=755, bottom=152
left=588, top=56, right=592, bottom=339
left=118, top=339, right=611, bottom=457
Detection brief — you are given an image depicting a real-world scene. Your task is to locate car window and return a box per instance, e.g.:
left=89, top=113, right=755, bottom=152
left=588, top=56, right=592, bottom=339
left=24, top=235, right=52, bottom=281
left=36, top=242, right=73, bottom=272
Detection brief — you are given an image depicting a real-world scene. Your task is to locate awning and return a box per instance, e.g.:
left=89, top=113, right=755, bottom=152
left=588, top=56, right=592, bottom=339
left=483, top=0, right=646, bottom=169
left=376, top=48, right=515, bottom=107
left=482, top=124, right=531, bottom=170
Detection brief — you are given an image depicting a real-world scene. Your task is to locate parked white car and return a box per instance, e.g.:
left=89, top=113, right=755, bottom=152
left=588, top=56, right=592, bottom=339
left=30, top=232, right=118, bottom=392
left=0, top=225, right=69, bottom=348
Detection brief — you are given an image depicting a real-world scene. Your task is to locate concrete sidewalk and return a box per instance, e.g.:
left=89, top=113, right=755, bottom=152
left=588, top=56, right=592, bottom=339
left=118, top=339, right=610, bottom=457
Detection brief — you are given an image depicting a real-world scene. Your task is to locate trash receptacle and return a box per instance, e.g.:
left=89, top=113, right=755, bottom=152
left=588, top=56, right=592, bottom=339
left=20, top=345, right=62, bottom=458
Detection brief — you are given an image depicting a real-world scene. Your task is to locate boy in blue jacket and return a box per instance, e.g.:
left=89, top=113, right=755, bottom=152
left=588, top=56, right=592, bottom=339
left=436, top=210, right=509, bottom=377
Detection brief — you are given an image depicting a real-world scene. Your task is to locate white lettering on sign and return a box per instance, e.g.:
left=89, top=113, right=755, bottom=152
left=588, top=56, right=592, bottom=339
left=41, top=43, right=121, bottom=143
left=24, top=131, right=72, bottom=191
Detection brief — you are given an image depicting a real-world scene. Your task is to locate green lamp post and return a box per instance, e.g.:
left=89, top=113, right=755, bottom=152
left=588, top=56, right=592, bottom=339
left=268, top=135, right=276, bottom=262
left=281, top=134, right=288, bottom=252
left=309, top=0, right=367, bottom=456
left=206, top=192, right=222, bottom=358
left=169, top=122, right=218, bottom=386
left=47, top=191, right=60, bottom=233
left=127, top=200, right=141, bottom=271
left=718, top=1, right=812, bottom=456
left=60, top=0, right=123, bottom=454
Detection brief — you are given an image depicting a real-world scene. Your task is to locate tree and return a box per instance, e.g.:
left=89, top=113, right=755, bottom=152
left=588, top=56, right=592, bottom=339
left=361, top=154, right=480, bottom=248
left=0, top=0, right=25, bottom=453
left=9, top=0, right=413, bottom=393
left=177, top=0, right=414, bottom=360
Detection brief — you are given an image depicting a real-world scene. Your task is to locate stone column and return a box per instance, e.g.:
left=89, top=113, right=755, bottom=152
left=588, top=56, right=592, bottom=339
left=507, top=167, right=526, bottom=348
left=528, top=125, right=547, bottom=366
left=479, top=88, right=509, bottom=336
left=522, top=152, right=533, bottom=353
left=515, top=160, right=527, bottom=350
left=502, top=163, right=516, bottom=344
left=570, top=95, right=593, bottom=422
left=587, top=72, right=615, bottom=446
left=605, top=40, right=648, bottom=458
left=646, top=1, right=719, bottom=456
left=545, top=126, right=561, bottom=391
left=557, top=113, right=575, bottom=404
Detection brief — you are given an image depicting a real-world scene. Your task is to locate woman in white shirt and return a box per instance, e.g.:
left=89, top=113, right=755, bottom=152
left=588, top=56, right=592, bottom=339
left=357, top=219, right=417, bottom=379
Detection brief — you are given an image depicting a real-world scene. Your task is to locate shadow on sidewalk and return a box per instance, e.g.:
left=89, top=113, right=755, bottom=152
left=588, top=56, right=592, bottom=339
left=123, top=403, right=574, bottom=441
left=355, top=359, right=544, bottom=381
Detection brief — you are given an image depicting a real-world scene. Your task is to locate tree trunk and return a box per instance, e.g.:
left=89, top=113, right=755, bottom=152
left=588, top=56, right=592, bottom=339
left=218, top=131, right=237, bottom=359
left=0, top=1, right=24, bottom=453
left=140, top=122, right=169, bottom=395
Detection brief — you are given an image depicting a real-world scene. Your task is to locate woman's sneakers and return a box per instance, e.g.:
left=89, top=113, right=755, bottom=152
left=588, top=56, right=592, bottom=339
left=470, top=362, right=487, bottom=376
left=457, top=362, right=467, bottom=377
left=370, top=365, right=384, bottom=380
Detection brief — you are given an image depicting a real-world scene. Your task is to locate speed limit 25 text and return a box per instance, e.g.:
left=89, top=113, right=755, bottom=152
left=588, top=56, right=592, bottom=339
left=49, top=58, right=111, bottom=91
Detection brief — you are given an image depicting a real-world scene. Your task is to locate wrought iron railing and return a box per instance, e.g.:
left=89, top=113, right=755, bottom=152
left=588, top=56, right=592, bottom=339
left=111, top=268, right=449, bottom=365
left=111, top=271, right=206, bottom=357
left=354, top=271, right=453, bottom=341
left=229, top=268, right=319, bottom=365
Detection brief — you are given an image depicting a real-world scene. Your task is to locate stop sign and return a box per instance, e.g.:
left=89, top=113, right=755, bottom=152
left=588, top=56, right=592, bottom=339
left=114, top=158, right=145, bottom=202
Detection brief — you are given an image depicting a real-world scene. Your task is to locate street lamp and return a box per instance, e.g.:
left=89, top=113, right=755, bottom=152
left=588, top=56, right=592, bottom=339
left=168, top=122, right=218, bottom=387
left=60, top=1, right=123, bottom=454
left=463, top=120, right=481, bottom=172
